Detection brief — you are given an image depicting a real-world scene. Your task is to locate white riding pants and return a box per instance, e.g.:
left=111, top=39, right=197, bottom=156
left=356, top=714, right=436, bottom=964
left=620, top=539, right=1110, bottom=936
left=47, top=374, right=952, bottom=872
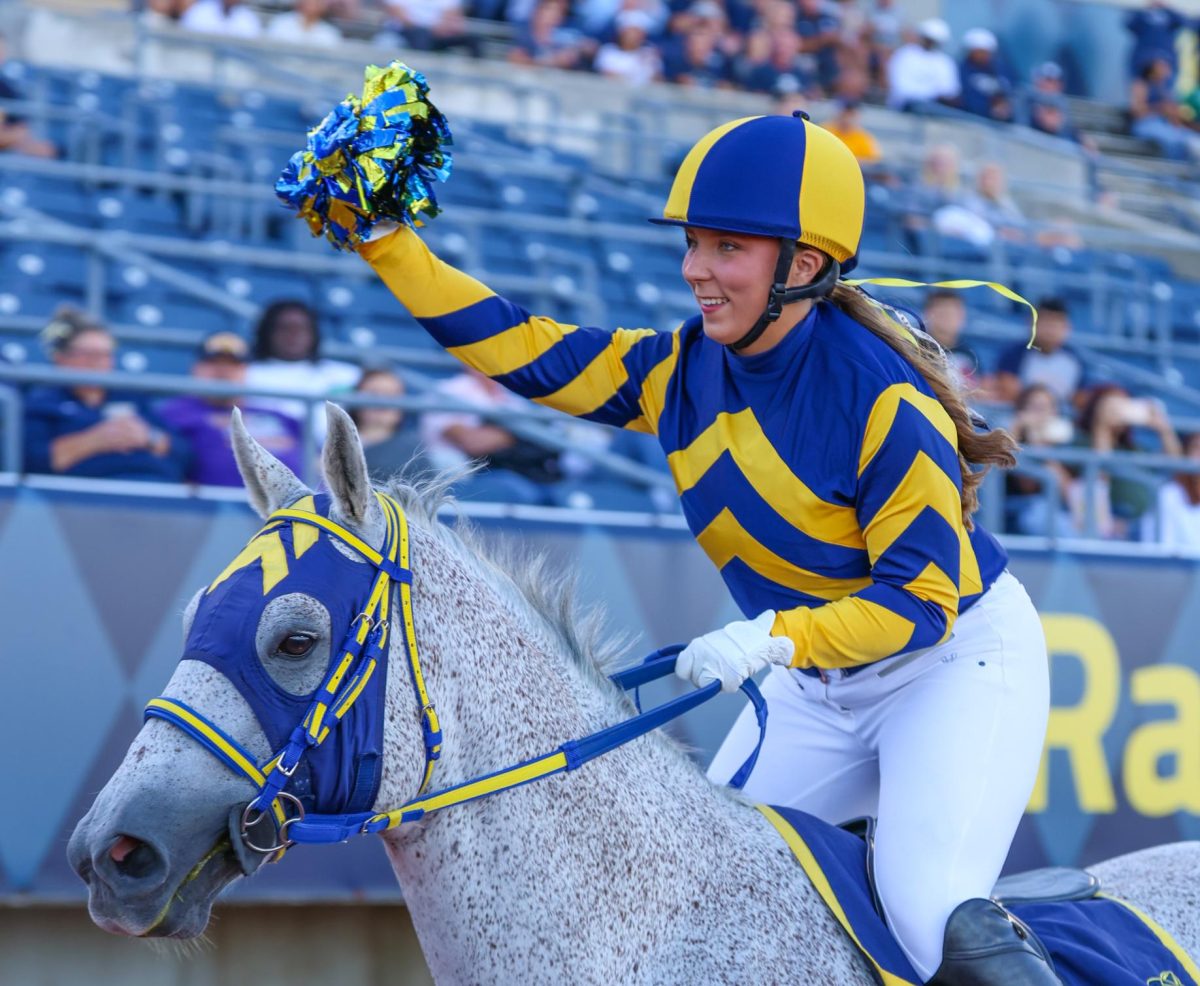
left=707, top=571, right=1049, bottom=981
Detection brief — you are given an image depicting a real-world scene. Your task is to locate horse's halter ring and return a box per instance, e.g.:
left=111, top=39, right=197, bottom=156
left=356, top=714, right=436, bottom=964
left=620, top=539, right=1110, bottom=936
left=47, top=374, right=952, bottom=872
left=146, top=491, right=441, bottom=860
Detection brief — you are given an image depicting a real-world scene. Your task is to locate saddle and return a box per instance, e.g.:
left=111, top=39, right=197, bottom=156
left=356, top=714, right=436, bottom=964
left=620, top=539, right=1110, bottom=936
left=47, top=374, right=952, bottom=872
left=766, top=806, right=1197, bottom=986
left=839, top=816, right=1101, bottom=916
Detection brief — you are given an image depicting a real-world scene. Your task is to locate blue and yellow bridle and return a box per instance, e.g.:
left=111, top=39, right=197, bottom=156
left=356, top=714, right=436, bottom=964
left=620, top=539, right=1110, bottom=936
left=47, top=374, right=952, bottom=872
left=146, top=491, right=766, bottom=858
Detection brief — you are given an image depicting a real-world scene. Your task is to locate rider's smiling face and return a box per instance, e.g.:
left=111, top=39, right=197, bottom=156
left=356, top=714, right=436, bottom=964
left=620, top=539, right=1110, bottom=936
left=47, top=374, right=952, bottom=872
left=682, top=228, right=777, bottom=347
left=681, top=227, right=825, bottom=355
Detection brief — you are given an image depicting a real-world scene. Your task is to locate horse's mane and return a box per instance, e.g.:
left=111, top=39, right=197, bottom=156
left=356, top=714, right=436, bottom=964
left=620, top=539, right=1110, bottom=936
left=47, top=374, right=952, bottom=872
left=380, top=469, right=633, bottom=691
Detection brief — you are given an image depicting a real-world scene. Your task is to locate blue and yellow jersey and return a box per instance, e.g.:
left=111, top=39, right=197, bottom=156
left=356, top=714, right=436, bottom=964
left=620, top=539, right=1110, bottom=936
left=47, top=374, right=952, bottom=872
left=361, top=228, right=1008, bottom=669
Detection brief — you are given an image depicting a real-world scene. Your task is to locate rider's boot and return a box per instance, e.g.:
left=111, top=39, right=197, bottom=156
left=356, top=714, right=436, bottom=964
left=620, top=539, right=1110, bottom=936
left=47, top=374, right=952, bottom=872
left=924, top=898, right=1063, bottom=985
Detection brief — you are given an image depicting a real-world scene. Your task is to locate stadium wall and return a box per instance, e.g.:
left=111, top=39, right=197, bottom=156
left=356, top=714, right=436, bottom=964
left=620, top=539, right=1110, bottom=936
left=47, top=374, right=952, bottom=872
left=2, top=481, right=1198, bottom=902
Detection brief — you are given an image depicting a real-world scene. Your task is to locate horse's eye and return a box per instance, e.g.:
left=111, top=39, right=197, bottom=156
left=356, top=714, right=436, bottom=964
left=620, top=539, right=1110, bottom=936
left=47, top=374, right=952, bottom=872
left=278, top=633, right=315, bottom=658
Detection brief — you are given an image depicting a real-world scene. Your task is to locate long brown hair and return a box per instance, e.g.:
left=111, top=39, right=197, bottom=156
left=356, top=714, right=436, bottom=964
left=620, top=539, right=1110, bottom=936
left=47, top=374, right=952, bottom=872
left=829, top=283, right=1018, bottom=529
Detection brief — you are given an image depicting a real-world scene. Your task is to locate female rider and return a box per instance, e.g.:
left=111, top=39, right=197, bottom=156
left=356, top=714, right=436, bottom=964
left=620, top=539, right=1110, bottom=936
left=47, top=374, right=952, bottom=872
left=358, top=113, right=1053, bottom=985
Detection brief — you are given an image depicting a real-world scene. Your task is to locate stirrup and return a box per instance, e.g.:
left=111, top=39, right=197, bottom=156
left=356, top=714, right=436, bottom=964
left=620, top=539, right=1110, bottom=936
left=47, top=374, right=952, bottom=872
left=926, top=898, right=1063, bottom=985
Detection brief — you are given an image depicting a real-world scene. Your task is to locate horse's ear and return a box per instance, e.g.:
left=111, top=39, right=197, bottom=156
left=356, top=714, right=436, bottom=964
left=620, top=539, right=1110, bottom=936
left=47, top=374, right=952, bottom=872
left=230, top=407, right=310, bottom=520
left=322, top=402, right=379, bottom=530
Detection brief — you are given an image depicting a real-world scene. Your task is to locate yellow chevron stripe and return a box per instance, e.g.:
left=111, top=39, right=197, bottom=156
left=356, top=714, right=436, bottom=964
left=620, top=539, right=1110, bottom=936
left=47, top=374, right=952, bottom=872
left=958, top=529, right=984, bottom=596
left=757, top=806, right=920, bottom=986
left=208, top=530, right=289, bottom=596
left=531, top=328, right=659, bottom=417
left=628, top=328, right=681, bottom=435
left=669, top=408, right=865, bottom=549
left=776, top=595, right=917, bottom=668
left=361, top=225, right=494, bottom=319
left=697, top=508, right=872, bottom=601
left=447, top=318, right=582, bottom=377
left=289, top=495, right=320, bottom=558
left=863, top=450, right=962, bottom=563
left=904, top=560, right=958, bottom=638
left=858, top=384, right=957, bottom=478
left=271, top=510, right=382, bottom=565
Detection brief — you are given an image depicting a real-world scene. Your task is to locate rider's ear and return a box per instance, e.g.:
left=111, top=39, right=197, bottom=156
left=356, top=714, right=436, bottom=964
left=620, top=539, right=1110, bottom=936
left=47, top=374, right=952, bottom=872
left=230, top=407, right=310, bottom=519
left=322, top=401, right=380, bottom=531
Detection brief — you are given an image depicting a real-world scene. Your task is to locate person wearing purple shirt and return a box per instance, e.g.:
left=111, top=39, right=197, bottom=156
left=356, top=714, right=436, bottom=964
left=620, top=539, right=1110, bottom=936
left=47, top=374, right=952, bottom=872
left=157, top=331, right=303, bottom=486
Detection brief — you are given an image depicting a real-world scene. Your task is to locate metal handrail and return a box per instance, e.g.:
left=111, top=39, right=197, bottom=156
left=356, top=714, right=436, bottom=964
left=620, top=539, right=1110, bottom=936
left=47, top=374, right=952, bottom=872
left=0, top=364, right=676, bottom=490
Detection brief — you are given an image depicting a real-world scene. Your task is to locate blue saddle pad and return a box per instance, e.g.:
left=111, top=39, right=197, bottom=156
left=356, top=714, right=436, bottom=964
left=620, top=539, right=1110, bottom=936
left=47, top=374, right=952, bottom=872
left=759, top=805, right=1200, bottom=986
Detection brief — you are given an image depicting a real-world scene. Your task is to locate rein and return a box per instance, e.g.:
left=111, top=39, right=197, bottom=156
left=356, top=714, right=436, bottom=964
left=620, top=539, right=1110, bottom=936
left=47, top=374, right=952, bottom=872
left=145, top=493, right=766, bottom=857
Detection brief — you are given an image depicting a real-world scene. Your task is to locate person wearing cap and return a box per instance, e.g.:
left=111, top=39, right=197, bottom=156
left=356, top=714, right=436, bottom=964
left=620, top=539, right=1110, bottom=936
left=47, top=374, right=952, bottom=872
left=23, top=307, right=188, bottom=482
left=356, top=112, right=1053, bottom=984
left=594, top=9, right=663, bottom=86
left=957, top=27, right=1012, bottom=120
left=885, top=17, right=960, bottom=112
left=156, top=331, right=304, bottom=487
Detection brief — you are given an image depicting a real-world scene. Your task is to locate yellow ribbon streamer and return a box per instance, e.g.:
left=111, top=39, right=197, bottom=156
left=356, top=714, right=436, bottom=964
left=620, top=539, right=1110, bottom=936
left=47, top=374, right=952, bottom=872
left=844, top=277, right=1039, bottom=349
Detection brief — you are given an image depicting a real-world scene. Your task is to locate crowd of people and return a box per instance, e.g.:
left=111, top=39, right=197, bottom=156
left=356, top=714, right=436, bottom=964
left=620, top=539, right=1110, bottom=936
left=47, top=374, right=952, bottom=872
left=146, top=0, right=1095, bottom=144
left=14, top=291, right=1200, bottom=548
left=17, top=302, right=619, bottom=506
left=911, top=289, right=1200, bottom=548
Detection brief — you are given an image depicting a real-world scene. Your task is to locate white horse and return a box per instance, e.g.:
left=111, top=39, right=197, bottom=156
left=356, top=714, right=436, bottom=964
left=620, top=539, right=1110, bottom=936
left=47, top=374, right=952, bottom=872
left=69, top=404, right=1200, bottom=984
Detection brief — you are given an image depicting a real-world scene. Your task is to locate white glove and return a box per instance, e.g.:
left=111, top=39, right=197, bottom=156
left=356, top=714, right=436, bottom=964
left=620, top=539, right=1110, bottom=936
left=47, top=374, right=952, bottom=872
left=675, top=611, right=796, bottom=694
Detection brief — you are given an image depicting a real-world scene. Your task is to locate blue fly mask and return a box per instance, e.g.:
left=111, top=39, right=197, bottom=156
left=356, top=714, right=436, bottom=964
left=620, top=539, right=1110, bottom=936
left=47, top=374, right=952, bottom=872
left=145, top=489, right=766, bottom=859
left=146, top=491, right=440, bottom=858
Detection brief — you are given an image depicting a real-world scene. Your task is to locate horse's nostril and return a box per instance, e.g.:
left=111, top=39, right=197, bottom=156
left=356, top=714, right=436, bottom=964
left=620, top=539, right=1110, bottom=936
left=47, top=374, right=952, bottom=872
left=109, top=835, right=161, bottom=881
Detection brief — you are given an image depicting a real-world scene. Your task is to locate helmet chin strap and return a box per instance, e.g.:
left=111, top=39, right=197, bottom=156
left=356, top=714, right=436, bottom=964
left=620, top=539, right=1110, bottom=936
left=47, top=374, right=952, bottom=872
left=728, top=240, right=842, bottom=353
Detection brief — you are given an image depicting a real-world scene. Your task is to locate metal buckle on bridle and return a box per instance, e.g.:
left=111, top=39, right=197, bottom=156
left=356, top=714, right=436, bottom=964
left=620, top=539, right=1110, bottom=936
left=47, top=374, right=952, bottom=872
left=240, top=791, right=306, bottom=854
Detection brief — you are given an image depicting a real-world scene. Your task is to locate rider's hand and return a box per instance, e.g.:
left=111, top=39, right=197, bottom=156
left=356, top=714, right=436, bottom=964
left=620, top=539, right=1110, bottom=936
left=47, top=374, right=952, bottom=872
left=675, top=611, right=795, bottom=694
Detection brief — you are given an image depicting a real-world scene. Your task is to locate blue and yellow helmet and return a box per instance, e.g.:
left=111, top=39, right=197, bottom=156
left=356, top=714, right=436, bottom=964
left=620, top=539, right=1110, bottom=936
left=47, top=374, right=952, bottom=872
left=651, top=113, right=864, bottom=274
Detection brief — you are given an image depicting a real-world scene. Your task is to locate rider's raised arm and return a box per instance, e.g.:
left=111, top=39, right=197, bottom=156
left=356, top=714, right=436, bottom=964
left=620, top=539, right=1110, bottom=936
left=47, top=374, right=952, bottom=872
left=775, top=384, right=967, bottom=670
left=361, top=226, right=679, bottom=435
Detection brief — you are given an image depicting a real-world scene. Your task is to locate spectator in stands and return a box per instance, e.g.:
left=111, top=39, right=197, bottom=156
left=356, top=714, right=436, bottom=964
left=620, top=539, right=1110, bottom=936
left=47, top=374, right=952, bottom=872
left=1004, top=383, right=1077, bottom=537
left=509, top=0, right=597, bottom=70
left=902, top=143, right=967, bottom=239
left=348, top=365, right=428, bottom=482
left=962, top=161, right=1027, bottom=242
left=157, top=331, right=303, bottom=487
left=1129, top=55, right=1200, bottom=162
left=1149, top=431, right=1200, bottom=549
left=180, top=0, right=263, bottom=38
left=1026, top=61, right=1093, bottom=149
left=593, top=10, right=663, bottom=86
left=661, top=12, right=734, bottom=88
left=1075, top=383, right=1180, bottom=538
left=921, top=289, right=980, bottom=391
left=820, top=98, right=880, bottom=165
left=794, top=0, right=839, bottom=95
left=885, top=17, right=959, bottom=112
left=864, top=0, right=902, bottom=94
left=267, top=0, right=344, bottom=47
left=957, top=28, right=1012, bottom=121
left=245, top=300, right=360, bottom=440
left=24, top=308, right=188, bottom=482
left=1124, top=0, right=1185, bottom=75
left=379, top=0, right=482, bottom=57
left=420, top=366, right=560, bottom=500
left=735, top=9, right=815, bottom=97
left=0, top=34, right=57, bottom=159
left=993, top=298, right=1087, bottom=407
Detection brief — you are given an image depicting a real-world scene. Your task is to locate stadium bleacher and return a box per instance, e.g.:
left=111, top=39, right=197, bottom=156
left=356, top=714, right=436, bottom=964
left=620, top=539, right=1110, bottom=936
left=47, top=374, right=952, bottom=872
left=4, top=6, right=1200, bottom=534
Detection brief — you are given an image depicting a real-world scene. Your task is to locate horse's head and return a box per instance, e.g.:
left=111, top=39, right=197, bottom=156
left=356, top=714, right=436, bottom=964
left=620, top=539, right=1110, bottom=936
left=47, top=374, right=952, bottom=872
left=67, top=403, right=432, bottom=937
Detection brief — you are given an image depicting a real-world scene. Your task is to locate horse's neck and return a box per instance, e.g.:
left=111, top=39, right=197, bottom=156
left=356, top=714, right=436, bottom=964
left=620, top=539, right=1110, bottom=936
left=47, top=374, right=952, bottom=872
left=375, top=548, right=851, bottom=983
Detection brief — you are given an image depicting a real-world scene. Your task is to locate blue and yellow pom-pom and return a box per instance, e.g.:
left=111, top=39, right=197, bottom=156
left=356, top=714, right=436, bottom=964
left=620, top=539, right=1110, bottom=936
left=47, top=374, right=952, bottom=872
left=275, top=61, right=453, bottom=251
